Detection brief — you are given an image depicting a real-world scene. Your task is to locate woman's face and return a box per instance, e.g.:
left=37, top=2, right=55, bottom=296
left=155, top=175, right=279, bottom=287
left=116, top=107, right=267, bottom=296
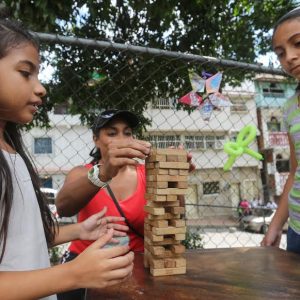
left=93, top=118, right=134, bottom=157
left=273, top=18, right=300, bottom=80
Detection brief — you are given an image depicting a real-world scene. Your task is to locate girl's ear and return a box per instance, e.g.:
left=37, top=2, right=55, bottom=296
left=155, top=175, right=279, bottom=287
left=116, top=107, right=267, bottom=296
left=92, top=134, right=98, bottom=142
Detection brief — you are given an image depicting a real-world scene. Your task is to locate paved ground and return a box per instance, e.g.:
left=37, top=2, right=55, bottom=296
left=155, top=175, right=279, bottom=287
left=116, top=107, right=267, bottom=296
left=191, top=227, right=287, bottom=250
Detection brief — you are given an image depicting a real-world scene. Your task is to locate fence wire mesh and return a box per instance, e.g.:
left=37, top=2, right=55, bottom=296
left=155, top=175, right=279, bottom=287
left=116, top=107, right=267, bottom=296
left=26, top=33, right=294, bottom=250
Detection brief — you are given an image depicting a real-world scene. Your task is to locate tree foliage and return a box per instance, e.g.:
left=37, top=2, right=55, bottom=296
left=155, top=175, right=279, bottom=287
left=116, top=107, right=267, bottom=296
left=1, top=0, right=297, bottom=126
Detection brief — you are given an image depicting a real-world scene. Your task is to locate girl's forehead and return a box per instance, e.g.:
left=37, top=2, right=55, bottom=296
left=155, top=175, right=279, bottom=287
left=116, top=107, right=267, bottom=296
left=5, top=43, right=40, bottom=65
left=273, top=18, right=300, bottom=43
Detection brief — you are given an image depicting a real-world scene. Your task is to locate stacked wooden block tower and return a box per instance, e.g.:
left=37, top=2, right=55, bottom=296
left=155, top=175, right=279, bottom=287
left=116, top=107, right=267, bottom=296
left=144, top=148, right=189, bottom=276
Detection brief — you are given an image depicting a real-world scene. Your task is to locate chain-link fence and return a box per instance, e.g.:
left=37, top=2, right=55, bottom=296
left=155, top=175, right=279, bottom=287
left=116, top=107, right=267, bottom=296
left=25, top=32, right=294, bottom=250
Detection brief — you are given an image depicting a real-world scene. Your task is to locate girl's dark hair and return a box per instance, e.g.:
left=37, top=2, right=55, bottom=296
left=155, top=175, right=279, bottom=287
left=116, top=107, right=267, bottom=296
left=0, top=19, right=56, bottom=263
left=0, top=19, right=39, bottom=58
left=273, top=7, right=300, bottom=37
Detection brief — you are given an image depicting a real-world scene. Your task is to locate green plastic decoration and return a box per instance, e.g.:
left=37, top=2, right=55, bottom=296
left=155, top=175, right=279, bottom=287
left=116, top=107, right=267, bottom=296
left=223, top=125, right=263, bottom=171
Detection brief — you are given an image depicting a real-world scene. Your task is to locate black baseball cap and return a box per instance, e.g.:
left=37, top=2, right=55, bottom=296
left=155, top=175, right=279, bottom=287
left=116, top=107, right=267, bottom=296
left=92, top=109, right=140, bottom=133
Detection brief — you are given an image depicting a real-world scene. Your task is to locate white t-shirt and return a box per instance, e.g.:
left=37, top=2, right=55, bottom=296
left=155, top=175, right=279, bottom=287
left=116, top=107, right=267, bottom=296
left=0, top=151, right=57, bottom=300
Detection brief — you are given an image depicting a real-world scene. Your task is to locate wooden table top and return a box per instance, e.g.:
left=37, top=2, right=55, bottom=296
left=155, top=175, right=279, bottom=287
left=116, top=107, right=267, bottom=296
left=86, top=247, right=300, bottom=300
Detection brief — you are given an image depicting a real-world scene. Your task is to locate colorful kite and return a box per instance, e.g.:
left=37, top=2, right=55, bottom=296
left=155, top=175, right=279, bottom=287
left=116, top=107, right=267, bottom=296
left=178, top=70, right=232, bottom=121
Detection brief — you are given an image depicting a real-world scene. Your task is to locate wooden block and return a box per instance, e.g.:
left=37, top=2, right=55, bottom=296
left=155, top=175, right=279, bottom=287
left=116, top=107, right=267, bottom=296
left=146, top=187, right=154, bottom=194
left=150, top=266, right=186, bottom=276
left=147, top=181, right=168, bottom=189
left=145, top=162, right=155, bottom=169
left=148, top=200, right=180, bottom=208
left=169, top=169, right=179, bottom=175
left=168, top=206, right=185, bottom=214
left=144, top=223, right=152, bottom=231
left=145, top=236, right=181, bottom=246
left=177, top=181, right=188, bottom=189
left=166, top=195, right=178, bottom=202
left=148, top=213, right=180, bottom=220
left=152, top=226, right=186, bottom=236
left=170, top=244, right=186, bottom=254
left=144, top=206, right=165, bottom=215
left=148, top=245, right=165, bottom=256
left=149, top=257, right=165, bottom=269
left=166, top=155, right=179, bottom=162
left=175, top=233, right=186, bottom=241
left=169, top=219, right=186, bottom=227
left=144, top=249, right=150, bottom=268
left=146, top=168, right=169, bottom=175
left=149, top=219, right=168, bottom=228
left=145, top=194, right=167, bottom=202
left=151, top=149, right=187, bottom=156
left=179, top=170, right=189, bottom=175
left=147, top=154, right=167, bottom=162
left=177, top=155, right=188, bottom=162
left=155, top=162, right=190, bottom=170
left=164, top=258, right=177, bottom=268
left=144, top=230, right=164, bottom=242
left=148, top=175, right=188, bottom=182
left=154, top=188, right=187, bottom=196
left=174, top=257, right=186, bottom=268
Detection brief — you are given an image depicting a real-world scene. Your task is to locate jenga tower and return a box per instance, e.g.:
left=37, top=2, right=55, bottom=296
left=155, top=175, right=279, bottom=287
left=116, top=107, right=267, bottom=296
left=144, top=148, right=189, bottom=276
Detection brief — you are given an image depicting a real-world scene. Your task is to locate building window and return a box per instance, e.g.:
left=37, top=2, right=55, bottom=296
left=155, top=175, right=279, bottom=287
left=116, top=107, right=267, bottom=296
left=262, top=82, right=285, bottom=98
left=267, top=116, right=281, bottom=132
left=148, top=135, right=181, bottom=148
left=185, top=136, right=204, bottom=149
left=34, top=137, right=52, bottom=154
left=203, top=181, right=220, bottom=195
left=152, top=98, right=175, bottom=109
left=184, top=135, right=225, bottom=150
left=230, top=100, right=248, bottom=113
left=276, top=154, right=290, bottom=173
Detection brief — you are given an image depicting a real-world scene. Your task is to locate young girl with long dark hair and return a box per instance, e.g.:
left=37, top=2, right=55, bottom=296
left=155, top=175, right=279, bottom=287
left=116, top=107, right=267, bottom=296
left=262, top=7, right=300, bottom=254
left=0, top=19, right=134, bottom=300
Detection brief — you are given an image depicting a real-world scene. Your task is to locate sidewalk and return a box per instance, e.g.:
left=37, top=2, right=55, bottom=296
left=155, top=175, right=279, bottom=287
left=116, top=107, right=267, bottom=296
left=186, top=215, right=239, bottom=228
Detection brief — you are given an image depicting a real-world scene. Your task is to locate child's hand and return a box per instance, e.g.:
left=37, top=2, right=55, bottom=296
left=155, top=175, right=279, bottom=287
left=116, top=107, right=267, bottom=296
left=70, top=229, right=134, bottom=289
left=261, top=227, right=282, bottom=247
left=78, top=207, right=129, bottom=241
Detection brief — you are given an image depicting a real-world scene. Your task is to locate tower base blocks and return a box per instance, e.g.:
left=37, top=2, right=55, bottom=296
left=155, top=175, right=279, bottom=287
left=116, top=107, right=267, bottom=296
left=144, top=148, right=189, bottom=276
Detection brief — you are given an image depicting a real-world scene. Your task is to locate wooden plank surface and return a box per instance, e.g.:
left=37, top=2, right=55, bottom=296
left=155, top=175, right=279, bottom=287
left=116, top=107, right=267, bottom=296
left=86, top=247, right=300, bottom=300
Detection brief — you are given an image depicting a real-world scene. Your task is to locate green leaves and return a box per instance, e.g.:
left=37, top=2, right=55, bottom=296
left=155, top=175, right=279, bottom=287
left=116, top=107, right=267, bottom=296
left=1, top=0, right=296, bottom=127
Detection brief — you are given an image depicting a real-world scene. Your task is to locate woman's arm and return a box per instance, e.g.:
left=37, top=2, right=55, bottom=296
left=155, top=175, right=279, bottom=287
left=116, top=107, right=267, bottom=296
left=56, top=166, right=100, bottom=216
left=56, top=139, right=151, bottom=216
left=261, top=133, right=296, bottom=247
left=0, top=230, right=133, bottom=300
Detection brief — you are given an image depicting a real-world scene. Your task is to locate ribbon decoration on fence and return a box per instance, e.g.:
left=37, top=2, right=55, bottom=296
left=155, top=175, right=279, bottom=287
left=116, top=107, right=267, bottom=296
left=87, top=70, right=107, bottom=87
left=178, top=70, right=232, bottom=121
left=223, top=125, right=263, bottom=171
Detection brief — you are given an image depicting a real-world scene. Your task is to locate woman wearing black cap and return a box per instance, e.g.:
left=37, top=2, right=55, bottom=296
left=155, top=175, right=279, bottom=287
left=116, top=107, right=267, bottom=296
left=56, top=109, right=151, bottom=299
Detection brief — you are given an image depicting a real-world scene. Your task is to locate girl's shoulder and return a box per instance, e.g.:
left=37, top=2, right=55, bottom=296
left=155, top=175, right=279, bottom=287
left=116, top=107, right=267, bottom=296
left=283, top=92, right=298, bottom=110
